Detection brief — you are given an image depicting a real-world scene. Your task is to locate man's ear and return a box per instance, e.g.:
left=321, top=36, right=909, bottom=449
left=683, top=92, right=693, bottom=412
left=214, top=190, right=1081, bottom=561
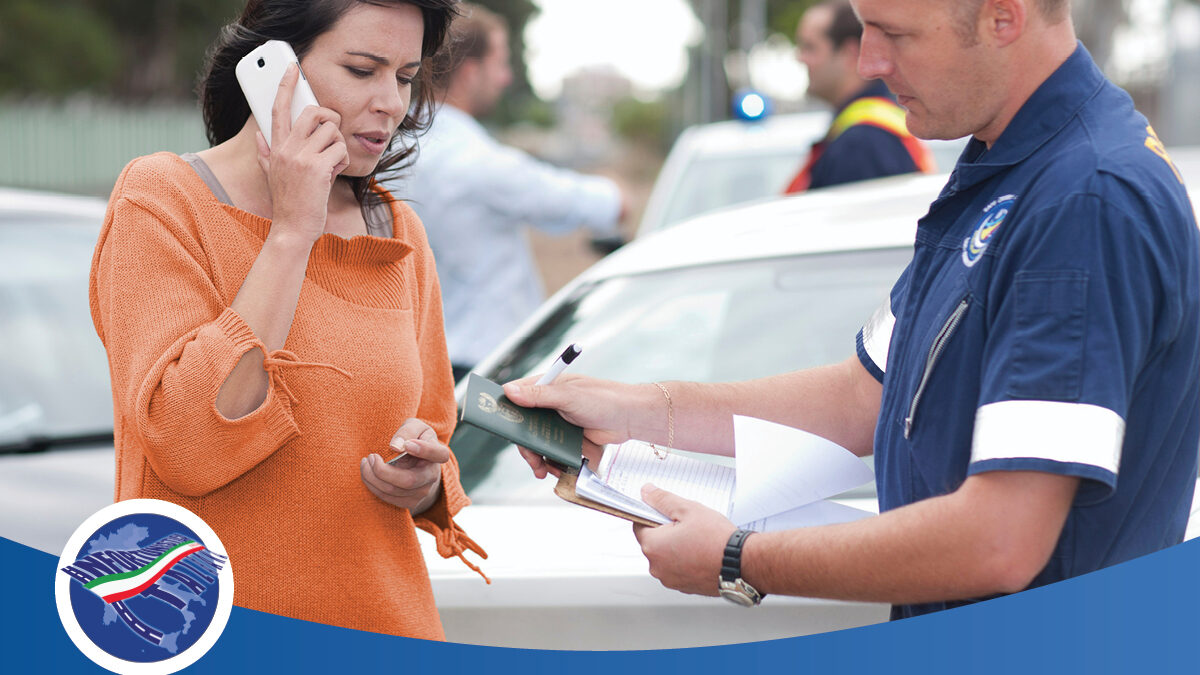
left=984, top=0, right=1028, bottom=48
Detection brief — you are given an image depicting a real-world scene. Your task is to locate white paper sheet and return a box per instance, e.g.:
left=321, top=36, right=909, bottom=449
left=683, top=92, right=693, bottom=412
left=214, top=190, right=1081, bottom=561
left=576, top=418, right=875, bottom=531
left=739, top=499, right=874, bottom=532
left=728, top=415, right=874, bottom=526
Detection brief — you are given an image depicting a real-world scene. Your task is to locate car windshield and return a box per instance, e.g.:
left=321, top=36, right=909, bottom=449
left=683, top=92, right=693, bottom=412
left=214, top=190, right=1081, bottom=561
left=0, top=215, right=111, bottom=446
left=455, top=246, right=913, bottom=504
left=660, top=151, right=801, bottom=229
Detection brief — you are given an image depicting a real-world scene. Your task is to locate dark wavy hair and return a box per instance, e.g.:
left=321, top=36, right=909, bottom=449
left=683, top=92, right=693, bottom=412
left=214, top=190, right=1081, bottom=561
left=198, top=0, right=459, bottom=206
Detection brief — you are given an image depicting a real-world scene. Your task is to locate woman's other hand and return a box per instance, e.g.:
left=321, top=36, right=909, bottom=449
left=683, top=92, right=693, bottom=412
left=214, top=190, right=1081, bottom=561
left=360, top=418, right=447, bottom=514
left=255, top=63, right=351, bottom=244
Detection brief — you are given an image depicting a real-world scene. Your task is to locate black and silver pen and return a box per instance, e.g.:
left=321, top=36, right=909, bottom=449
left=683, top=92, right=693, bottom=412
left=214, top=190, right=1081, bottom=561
left=536, top=343, right=582, bottom=385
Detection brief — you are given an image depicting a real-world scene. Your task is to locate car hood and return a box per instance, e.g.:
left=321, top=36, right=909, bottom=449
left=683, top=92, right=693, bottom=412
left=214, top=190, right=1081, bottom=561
left=0, top=443, right=115, bottom=555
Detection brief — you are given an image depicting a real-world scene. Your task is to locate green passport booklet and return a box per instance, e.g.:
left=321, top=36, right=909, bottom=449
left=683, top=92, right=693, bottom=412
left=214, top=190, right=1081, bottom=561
left=459, top=374, right=584, bottom=471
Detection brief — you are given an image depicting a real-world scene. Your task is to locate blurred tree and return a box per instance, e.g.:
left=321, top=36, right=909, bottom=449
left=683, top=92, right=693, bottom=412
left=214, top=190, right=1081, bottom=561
left=518, top=96, right=557, bottom=128
left=765, top=0, right=817, bottom=41
left=0, top=0, right=240, bottom=99
left=612, top=96, right=672, bottom=153
left=0, top=0, right=121, bottom=96
left=87, top=0, right=243, bottom=99
left=0, top=0, right=533, bottom=103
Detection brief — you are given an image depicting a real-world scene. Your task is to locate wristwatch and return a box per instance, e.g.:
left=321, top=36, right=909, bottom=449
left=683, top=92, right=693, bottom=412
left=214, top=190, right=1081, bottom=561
left=718, top=528, right=764, bottom=607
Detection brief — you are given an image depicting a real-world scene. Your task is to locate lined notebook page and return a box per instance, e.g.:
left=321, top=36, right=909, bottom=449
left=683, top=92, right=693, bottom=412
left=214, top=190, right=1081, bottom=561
left=595, top=440, right=735, bottom=519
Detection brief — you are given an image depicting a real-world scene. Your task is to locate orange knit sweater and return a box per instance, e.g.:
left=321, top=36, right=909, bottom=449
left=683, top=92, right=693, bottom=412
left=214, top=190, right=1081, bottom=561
left=88, top=152, right=485, bottom=639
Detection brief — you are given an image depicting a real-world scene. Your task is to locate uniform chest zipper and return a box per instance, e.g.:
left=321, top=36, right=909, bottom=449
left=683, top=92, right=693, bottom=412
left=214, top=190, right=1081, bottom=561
left=904, top=297, right=970, bottom=439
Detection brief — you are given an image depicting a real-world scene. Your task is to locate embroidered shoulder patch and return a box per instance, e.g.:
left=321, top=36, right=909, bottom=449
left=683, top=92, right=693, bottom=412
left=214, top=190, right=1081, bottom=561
left=962, top=194, right=1016, bottom=267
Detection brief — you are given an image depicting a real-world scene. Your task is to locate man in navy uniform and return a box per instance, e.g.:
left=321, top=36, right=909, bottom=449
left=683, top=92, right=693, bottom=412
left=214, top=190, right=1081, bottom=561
left=507, top=0, right=1199, bottom=618
left=785, top=0, right=934, bottom=193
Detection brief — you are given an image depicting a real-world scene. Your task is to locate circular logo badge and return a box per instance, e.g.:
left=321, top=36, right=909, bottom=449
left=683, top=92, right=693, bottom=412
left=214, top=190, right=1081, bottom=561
left=962, top=194, right=1016, bottom=267
left=55, top=499, right=233, bottom=674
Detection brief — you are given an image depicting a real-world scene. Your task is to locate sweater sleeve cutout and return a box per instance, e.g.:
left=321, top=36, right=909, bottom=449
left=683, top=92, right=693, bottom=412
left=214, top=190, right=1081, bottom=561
left=131, top=307, right=304, bottom=496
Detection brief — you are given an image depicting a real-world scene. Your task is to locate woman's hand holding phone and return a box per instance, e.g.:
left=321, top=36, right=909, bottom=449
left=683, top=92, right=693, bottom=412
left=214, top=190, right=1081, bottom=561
left=255, top=63, right=350, bottom=245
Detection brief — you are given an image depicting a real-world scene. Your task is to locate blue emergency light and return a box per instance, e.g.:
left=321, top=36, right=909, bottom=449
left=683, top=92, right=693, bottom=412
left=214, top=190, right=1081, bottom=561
left=732, top=90, right=771, bottom=122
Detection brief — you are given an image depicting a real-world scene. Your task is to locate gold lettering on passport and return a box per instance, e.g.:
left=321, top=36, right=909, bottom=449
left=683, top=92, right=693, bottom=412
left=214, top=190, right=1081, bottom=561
left=498, top=402, right=524, bottom=424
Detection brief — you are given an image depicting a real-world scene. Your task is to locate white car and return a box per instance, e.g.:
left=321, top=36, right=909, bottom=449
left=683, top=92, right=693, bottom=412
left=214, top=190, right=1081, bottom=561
left=0, top=188, right=115, bottom=552
left=636, top=111, right=969, bottom=238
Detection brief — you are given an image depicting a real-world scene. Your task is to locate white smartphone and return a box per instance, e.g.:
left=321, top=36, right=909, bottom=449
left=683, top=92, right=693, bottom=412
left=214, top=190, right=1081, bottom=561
left=235, top=40, right=320, bottom=148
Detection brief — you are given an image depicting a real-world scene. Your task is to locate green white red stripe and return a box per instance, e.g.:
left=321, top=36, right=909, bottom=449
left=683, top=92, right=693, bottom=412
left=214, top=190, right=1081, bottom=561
left=84, top=540, right=206, bottom=603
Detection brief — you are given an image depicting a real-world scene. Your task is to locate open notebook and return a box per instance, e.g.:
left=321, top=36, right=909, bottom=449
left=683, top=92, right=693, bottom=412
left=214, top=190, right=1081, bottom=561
left=572, top=416, right=875, bottom=531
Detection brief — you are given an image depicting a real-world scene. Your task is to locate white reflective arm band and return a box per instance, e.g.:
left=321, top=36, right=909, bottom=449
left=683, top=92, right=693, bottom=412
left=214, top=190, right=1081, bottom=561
left=860, top=296, right=895, bottom=373
left=971, top=400, right=1124, bottom=474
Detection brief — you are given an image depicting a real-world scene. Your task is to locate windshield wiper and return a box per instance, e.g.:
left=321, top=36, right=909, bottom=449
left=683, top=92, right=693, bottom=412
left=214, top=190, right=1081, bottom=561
left=0, top=431, right=114, bottom=455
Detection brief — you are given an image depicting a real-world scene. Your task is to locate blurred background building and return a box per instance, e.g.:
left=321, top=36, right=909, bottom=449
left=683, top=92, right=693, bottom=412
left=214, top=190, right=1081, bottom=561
left=2, top=0, right=1197, bottom=289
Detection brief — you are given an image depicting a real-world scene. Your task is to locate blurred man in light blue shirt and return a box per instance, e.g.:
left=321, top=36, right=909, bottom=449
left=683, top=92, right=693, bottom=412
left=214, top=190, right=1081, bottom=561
left=387, top=4, right=624, bottom=380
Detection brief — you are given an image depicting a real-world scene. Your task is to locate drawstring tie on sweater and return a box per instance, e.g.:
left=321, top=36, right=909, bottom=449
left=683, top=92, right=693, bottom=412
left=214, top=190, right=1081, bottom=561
left=434, top=522, right=490, bottom=584
left=262, top=349, right=353, bottom=405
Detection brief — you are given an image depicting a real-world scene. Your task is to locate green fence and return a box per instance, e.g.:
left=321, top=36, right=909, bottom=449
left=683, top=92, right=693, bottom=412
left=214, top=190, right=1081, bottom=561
left=0, top=100, right=208, bottom=197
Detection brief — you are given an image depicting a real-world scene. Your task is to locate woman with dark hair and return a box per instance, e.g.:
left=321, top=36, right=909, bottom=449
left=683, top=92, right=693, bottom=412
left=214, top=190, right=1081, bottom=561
left=88, top=0, right=485, bottom=638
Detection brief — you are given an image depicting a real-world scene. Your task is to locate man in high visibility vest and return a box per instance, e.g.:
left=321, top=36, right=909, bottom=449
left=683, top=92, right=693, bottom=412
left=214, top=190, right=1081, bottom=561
left=786, top=0, right=934, bottom=193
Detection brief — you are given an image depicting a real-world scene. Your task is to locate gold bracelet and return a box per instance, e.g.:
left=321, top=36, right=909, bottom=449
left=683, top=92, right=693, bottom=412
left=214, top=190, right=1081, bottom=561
left=649, top=382, right=674, bottom=460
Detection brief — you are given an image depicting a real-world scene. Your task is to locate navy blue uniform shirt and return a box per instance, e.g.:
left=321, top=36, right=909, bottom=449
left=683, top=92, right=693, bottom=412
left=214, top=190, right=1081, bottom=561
left=809, top=80, right=921, bottom=190
left=855, top=44, right=1200, bottom=619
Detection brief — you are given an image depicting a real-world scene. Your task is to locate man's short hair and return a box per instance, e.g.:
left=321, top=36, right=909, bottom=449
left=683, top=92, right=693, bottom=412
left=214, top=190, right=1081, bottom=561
left=953, top=0, right=1071, bottom=43
left=429, top=3, right=508, bottom=90
left=1036, top=0, right=1071, bottom=21
left=818, top=0, right=863, bottom=50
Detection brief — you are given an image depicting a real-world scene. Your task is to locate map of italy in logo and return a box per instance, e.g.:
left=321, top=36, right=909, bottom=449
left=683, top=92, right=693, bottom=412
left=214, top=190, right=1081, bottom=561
left=56, top=500, right=234, bottom=673
left=61, top=529, right=226, bottom=649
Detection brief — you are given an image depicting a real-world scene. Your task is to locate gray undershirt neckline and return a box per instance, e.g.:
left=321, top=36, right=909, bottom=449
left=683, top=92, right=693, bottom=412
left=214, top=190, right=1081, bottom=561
left=180, top=152, right=393, bottom=238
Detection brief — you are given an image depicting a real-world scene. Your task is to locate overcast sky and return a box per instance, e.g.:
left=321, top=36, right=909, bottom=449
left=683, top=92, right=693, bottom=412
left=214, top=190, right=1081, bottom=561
left=524, top=0, right=703, bottom=99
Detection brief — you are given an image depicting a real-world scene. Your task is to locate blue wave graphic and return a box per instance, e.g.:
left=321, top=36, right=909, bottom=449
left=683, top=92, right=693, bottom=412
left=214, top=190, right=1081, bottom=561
left=8, top=535, right=1199, bottom=673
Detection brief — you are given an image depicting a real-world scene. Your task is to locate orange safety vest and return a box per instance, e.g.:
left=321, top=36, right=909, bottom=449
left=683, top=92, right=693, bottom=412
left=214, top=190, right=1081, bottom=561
left=785, top=96, right=935, bottom=194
